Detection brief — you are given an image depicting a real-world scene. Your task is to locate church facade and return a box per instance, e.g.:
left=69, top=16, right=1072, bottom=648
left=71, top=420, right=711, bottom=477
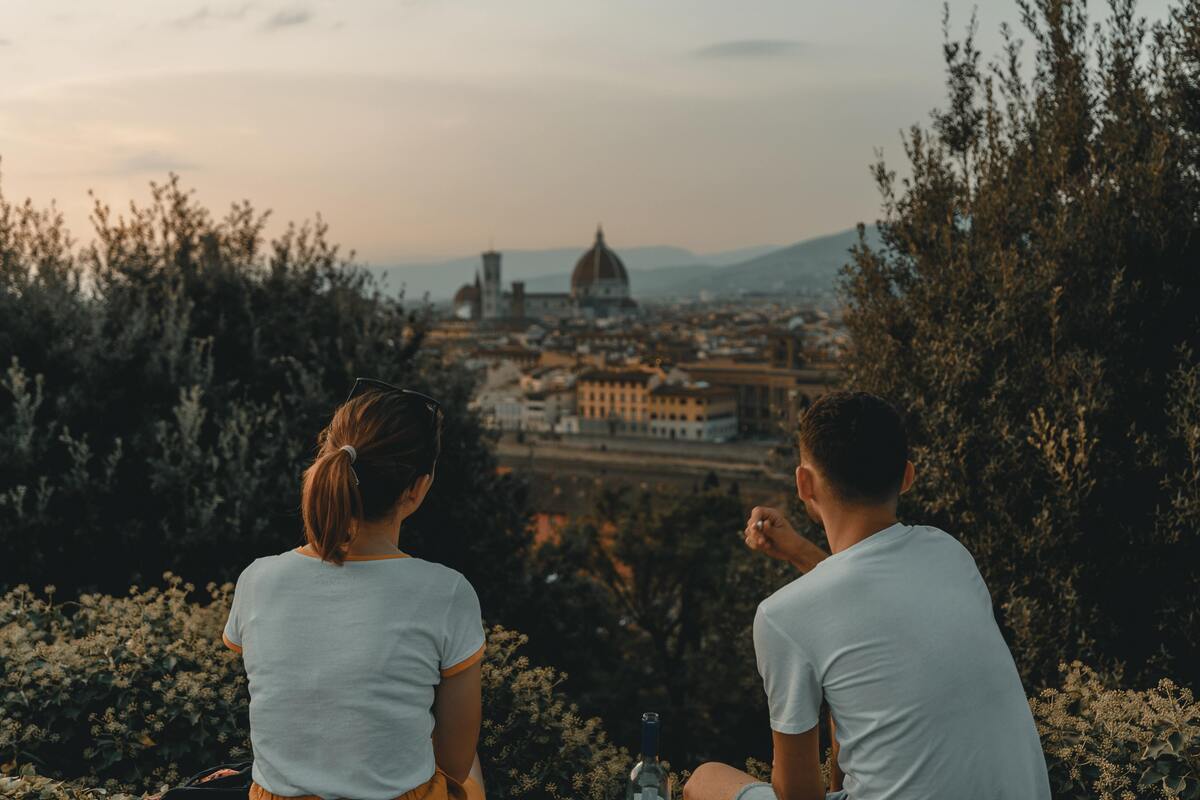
left=453, top=227, right=637, bottom=322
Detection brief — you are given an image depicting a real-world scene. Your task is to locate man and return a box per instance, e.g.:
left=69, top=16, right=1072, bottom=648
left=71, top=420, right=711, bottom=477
left=684, top=391, right=1051, bottom=800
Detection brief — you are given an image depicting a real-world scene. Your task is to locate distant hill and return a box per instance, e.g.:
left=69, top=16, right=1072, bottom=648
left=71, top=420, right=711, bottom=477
left=371, top=228, right=877, bottom=302
left=370, top=242, right=780, bottom=301
left=524, top=226, right=881, bottom=299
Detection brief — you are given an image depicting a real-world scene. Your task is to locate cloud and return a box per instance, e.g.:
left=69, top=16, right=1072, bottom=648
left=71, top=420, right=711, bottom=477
left=110, top=151, right=199, bottom=175
left=170, top=4, right=252, bottom=30
left=692, top=39, right=806, bottom=60
left=262, top=7, right=313, bottom=31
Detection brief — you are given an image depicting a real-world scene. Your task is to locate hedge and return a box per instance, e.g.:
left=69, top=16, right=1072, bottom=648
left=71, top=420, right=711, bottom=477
left=2, top=581, right=1197, bottom=799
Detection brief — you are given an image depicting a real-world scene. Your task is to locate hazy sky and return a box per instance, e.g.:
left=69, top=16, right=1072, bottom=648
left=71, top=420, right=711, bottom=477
left=0, top=0, right=1175, bottom=263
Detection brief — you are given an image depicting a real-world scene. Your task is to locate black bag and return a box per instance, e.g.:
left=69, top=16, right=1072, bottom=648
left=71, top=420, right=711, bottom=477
left=161, top=762, right=253, bottom=800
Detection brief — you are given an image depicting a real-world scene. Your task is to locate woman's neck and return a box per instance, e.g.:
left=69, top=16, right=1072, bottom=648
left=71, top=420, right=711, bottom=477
left=344, top=511, right=406, bottom=556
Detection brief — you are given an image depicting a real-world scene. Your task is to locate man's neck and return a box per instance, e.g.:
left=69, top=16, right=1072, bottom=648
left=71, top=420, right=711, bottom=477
left=823, top=507, right=901, bottom=555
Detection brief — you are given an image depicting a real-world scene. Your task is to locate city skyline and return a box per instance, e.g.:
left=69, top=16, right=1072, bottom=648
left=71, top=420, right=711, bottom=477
left=1, top=0, right=1174, bottom=263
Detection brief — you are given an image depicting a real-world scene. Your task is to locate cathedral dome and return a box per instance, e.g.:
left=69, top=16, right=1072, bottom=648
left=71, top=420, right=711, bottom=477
left=571, top=226, right=629, bottom=291
left=453, top=283, right=479, bottom=305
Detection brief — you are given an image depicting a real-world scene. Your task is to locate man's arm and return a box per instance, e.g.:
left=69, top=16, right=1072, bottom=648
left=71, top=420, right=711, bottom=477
left=744, top=507, right=829, bottom=574
left=828, top=714, right=844, bottom=792
left=771, top=726, right=826, bottom=800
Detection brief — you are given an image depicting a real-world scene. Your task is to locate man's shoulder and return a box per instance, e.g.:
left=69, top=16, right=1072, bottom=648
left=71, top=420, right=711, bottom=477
left=907, top=523, right=979, bottom=566
left=758, top=563, right=840, bottom=620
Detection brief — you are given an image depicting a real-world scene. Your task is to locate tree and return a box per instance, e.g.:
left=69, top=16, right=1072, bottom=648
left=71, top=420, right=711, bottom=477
left=525, top=486, right=795, bottom=767
left=0, top=175, right=532, bottom=622
left=841, top=0, right=1200, bottom=687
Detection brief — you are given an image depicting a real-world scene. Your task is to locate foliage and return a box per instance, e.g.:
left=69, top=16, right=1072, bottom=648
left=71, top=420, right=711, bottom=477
left=0, top=175, right=532, bottom=622
left=479, top=628, right=627, bottom=799
left=0, top=768, right=144, bottom=800
left=841, top=0, right=1200, bottom=688
left=5, top=579, right=1196, bottom=800
left=0, top=578, right=250, bottom=791
left=1033, top=662, right=1200, bottom=799
left=0, top=580, right=627, bottom=799
left=525, top=486, right=795, bottom=768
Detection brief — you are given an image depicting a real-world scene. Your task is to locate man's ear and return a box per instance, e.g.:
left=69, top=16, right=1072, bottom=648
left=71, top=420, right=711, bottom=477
left=795, top=464, right=815, bottom=502
left=899, top=460, right=916, bottom=495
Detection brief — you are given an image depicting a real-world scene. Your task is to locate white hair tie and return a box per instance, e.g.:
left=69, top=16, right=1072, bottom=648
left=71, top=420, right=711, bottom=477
left=339, top=444, right=357, bottom=463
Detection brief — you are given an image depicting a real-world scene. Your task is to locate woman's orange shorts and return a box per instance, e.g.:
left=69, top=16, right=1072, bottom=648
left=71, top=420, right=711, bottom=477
left=249, top=768, right=484, bottom=800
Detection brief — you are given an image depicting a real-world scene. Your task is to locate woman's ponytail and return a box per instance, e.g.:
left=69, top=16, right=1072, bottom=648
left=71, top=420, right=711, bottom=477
left=300, top=441, right=363, bottom=565
left=298, top=389, right=442, bottom=565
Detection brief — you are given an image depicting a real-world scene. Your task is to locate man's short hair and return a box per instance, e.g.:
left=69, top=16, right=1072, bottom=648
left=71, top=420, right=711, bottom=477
left=797, top=391, right=908, bottom=505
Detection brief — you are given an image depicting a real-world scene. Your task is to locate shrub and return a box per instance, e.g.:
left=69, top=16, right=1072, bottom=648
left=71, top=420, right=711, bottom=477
left=841, top=0, right=1200, bottom=688
left=524, top=486, right=795, bottom=768
left=0, top=175, right=534, bottom=626
left=0, top=580, right=627, bottom=799
left=5, top=581, right=1200, bottom=800
left=1032, top=663, right=1200, bottom=800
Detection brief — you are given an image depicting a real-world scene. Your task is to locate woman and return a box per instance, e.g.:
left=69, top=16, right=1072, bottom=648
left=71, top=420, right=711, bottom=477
left=222, top=378, right=486, bottom=800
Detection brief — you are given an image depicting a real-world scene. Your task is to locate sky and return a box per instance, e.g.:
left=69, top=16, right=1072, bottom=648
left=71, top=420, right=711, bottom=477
left=0, top=0, right=1176, bottom=264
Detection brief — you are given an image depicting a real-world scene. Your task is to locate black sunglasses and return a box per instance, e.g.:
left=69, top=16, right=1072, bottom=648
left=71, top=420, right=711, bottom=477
left=345, top=378, right=443, bottom=418
left=345, top=377, right=444, bottom=472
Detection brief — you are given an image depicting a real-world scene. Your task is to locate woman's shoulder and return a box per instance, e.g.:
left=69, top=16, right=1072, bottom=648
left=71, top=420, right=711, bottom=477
left=230, top=551, right=294, bottom=586
left=403, top=556, right=472, bottom=590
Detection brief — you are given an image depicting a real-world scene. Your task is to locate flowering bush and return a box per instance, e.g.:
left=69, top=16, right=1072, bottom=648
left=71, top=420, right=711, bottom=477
left=1033, top=663, right=1200, bottom=800
left=6, top=580, right=1198, bottom=800
left=0, top=579, right=626, bottom=799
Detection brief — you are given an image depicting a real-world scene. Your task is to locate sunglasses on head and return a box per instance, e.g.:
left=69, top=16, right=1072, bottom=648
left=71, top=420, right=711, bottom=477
left=345, top=377, right=444, bottom=472
left=345, top=378, right=443, bottom=416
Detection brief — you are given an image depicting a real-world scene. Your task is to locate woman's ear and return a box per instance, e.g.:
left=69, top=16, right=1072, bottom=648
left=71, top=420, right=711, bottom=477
left=404, top=473, right=435, bottom=511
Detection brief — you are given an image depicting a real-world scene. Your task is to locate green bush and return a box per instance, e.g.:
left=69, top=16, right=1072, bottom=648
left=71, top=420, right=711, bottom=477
left=0, top=175, right=533, bottom=625
left=0, top=580, right=627, bottom=799
left=524, top=486, right=794, bottom=767
left=4, top=581, right=1199, bottom=799
left=841, top=0, right=1200, bottom=688
left=1033, top=663, right=1200, bottom=800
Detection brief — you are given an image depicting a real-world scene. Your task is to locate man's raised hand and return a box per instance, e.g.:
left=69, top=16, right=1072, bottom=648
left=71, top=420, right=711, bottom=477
left=742, top=506, right=830, bottom=574
left=743, top=506, right=800, bottom=562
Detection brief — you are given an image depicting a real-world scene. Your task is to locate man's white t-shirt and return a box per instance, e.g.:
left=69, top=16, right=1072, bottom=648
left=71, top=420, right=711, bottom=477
left=754, top=523, right=1051, bottom=800
left=222, top=547, right=486, bottom=800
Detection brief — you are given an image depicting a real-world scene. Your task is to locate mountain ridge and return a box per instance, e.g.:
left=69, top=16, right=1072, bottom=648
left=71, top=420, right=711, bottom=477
left=371, top=226, right=878, bottom=301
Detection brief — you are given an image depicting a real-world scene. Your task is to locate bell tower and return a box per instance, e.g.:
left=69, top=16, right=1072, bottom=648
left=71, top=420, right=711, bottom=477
left=481, top=250, right=502, bottom=320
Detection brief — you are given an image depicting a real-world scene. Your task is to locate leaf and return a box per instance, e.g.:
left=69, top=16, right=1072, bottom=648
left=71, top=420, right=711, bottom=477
left=1141, top=765, right=1167, bottom=787
left=140, top=733, right=156, bottom=747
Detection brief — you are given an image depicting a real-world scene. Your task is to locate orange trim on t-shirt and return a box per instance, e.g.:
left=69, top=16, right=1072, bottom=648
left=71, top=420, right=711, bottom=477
left=249, top=768, right=480, bottom=800
left=222, top=631, right=243, bottom=654
left=294, top=546, right=410, bottom=561
left=440, top=643, right=485, bottom=678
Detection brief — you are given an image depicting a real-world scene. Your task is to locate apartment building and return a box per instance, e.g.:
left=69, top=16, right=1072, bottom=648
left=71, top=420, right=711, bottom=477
left=575, top=369, right=662, bottom=434
left=647, top=383, right=738, bottom=442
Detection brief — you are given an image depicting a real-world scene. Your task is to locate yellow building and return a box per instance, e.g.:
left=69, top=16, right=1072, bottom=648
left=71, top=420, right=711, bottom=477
left=678, top=360, right=836, bottom=437
left=648, top=384, right=738, bottom=441
left=575, top=369, right=661, bottom=434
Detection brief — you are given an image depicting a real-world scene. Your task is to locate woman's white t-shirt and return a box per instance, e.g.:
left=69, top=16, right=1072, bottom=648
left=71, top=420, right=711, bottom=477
left=222, top=547, right=486, bottom=800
